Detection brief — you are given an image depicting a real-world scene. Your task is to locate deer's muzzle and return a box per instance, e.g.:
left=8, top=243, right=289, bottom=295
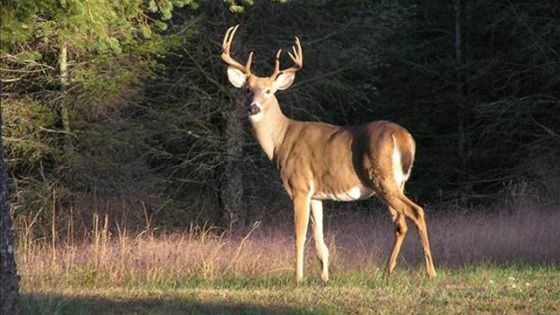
left=248, top=103, right=261, bottom=116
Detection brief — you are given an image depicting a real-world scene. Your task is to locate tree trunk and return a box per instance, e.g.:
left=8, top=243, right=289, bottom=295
left=222, top=100, right=245, bottom=232
left=0, top=108, right=22, bottom=314
left=59, top=43, right=72, bottom=152
left=455, top=0, right=468, bottom=169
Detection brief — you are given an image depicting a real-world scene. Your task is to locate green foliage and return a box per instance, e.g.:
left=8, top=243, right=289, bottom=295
left=1, top=0, right=198, bottom=236
left=0, top=0, right=196, bottom=53
left=3, top=99, right=58, bottom=171
left=225, top=0, right=255, bottom=13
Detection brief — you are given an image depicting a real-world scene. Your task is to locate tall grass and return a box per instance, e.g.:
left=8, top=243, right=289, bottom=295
left=17, top=204, right=560, bottom=290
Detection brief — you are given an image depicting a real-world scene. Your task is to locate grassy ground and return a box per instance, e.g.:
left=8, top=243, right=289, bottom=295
left=18, top=208, right=560, bottom=314
left=20, top=266, right=560, bottom=314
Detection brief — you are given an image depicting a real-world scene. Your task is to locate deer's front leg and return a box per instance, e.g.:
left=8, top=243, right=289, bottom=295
left=293, top=193, right=311, bottom=283
left=310, top=199, right=329, bottom=282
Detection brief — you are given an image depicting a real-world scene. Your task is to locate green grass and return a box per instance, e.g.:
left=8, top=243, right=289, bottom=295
left=21, top=265, right=560, bottom=314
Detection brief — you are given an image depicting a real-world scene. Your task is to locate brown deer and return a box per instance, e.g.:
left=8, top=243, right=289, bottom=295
left=221, top=25, right=436, bottom=282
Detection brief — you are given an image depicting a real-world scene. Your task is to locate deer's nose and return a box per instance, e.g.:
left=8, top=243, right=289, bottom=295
left=248, top=103, right=261, bottom=116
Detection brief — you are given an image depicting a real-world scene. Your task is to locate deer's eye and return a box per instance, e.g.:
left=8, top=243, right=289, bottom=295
left=265, top=89, right=271, bottom=94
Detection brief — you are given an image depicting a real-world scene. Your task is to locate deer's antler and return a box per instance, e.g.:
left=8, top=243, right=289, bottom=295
left=221, top=25, right=253, bottom=75
left=271, top=36, right=303, bottom=79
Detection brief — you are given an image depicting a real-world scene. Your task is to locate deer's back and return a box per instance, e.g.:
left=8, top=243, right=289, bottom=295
left=275, top=120, right=413, bottom=200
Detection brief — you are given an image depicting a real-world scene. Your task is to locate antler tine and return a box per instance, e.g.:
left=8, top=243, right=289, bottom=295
left=269, top=36, right=303, bottom=79
left=222, top=25, right=238, bottom=57
left=221, top=25, right=253, bottom=75
left=245, top=51, right=254, bottom=72
left=271, top=49, right=282, bottom=79
left=222, top=25, right=234, bottom=49
left=287, top=36, right=303, bottom=70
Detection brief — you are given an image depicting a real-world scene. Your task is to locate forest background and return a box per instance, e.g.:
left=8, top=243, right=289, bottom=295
left=2, top=0, right=560, bottom=240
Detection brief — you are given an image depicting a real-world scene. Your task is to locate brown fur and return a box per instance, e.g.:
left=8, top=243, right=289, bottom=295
left=247, top=94, right=436, bottom=282
left=222, top=27, right=436, bottom=282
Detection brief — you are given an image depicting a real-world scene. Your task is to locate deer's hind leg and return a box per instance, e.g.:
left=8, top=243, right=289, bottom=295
left=366, top=164, right=435, bottom=276
left=377, top=184, right=436, bottom=278
left=387, top=206, right=408, bottom=274
left=399, top=194, right=436, bottom=277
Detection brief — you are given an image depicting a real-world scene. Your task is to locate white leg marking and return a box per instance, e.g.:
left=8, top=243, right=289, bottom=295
left=310, top=199, right=329, bottom=282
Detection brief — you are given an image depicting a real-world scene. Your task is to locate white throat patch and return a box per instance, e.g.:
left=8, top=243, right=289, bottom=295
left=249, top=111, right=264, bottom=122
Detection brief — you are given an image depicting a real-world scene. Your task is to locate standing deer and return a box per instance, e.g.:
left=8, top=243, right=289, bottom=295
left=221, top=25, right=436, bottom=282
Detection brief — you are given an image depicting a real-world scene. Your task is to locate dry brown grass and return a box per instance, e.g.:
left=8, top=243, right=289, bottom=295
left=17, top=204, right=560, bottom=289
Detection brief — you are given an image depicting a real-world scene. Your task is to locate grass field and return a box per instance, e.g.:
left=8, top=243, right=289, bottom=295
left=18, top=207, right=560, bottom=314
left=21, top=266, right=560, bottom=314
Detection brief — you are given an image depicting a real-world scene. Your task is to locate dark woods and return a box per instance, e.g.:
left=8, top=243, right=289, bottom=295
left=2, top=0, right=559, bottom=235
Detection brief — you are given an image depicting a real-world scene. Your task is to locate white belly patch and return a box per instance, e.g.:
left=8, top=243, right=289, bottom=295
left=314, top=186, right=375, bottom=202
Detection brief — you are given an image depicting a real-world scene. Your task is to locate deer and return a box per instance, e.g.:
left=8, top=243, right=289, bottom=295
left=220, top=25, right=437, bottom=282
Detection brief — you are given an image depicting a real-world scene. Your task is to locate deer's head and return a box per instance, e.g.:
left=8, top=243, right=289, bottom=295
left=221, top=25, right=303, bottom=122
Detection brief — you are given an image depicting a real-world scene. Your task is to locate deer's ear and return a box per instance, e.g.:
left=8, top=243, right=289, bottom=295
left=274, top=71, right=296, bottom=90
left=227, top=67, right=247, bottom=88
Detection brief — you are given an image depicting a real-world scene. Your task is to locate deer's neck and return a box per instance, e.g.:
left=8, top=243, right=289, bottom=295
left=249, top=98, right=290, bottom=161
